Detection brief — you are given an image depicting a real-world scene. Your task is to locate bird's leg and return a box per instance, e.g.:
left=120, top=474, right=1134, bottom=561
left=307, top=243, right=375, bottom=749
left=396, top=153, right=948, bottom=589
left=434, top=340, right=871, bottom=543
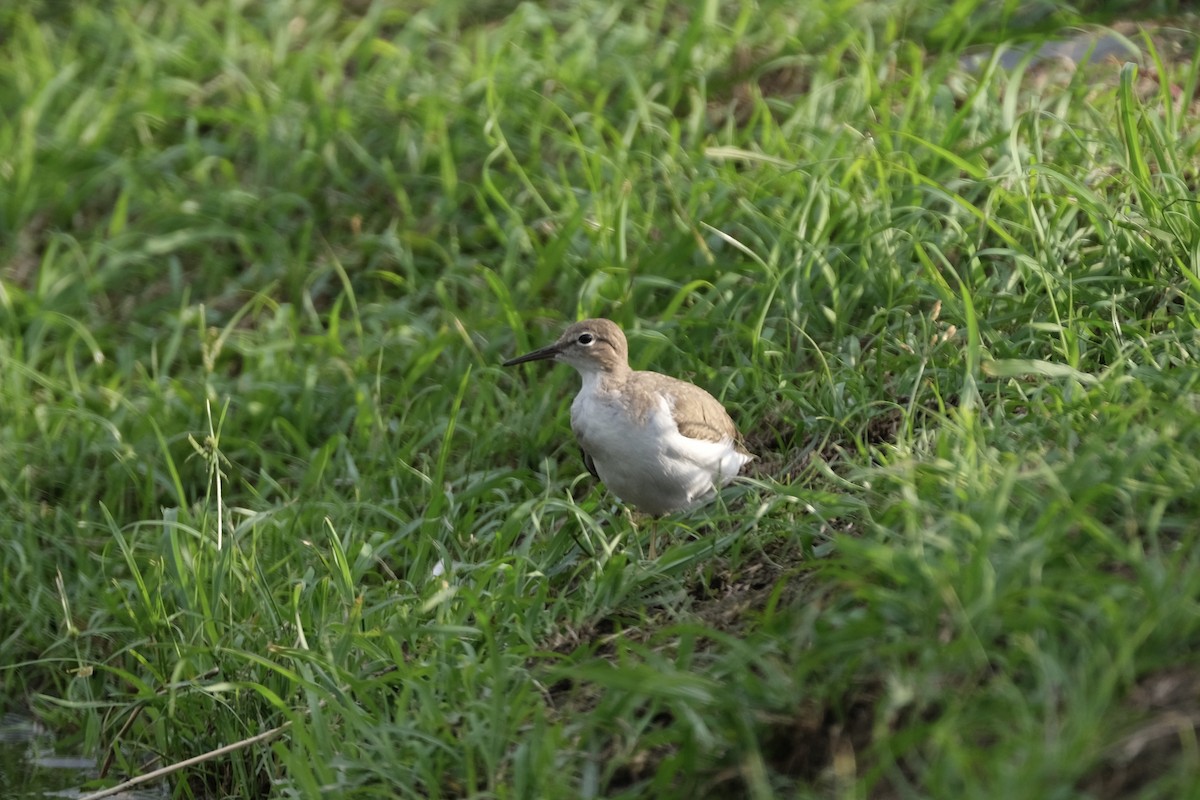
left=624, top=509, right=660, bottom=559
left=623, top=506, right=646, bottom=559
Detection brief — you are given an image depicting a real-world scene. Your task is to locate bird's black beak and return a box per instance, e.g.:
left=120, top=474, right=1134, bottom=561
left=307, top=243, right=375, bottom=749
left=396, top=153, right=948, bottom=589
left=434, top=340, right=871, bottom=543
left=502, top=343, right=561, bottom=367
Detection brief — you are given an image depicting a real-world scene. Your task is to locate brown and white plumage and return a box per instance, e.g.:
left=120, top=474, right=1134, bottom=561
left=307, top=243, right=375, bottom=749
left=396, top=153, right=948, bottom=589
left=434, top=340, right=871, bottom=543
left=504, top=318, right=753, bottom=515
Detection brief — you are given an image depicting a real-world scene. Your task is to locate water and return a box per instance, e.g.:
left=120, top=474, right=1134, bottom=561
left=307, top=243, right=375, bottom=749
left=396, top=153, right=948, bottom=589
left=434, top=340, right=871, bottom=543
left=959, top=27, right=1141, bottom=72
left=0, top=715, right=164, bottom=800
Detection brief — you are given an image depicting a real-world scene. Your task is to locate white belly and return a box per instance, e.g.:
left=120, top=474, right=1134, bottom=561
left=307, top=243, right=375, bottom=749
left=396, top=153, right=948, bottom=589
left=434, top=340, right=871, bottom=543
left=571, top=391, right=749, bottom=516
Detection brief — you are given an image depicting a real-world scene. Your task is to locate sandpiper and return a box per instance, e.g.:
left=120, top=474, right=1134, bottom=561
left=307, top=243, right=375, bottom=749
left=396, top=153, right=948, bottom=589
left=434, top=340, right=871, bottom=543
left=503, top=318, right=753, bottom=515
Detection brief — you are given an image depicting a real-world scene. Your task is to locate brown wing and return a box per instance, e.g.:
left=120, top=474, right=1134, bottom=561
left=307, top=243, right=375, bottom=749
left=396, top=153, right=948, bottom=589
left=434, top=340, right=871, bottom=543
left=662, top=378, right=754, bottom=458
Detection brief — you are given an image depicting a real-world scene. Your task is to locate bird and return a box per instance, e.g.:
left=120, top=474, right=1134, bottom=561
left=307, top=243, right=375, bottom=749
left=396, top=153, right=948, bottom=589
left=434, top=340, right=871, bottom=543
left=503, top=318, right=753, bottom=516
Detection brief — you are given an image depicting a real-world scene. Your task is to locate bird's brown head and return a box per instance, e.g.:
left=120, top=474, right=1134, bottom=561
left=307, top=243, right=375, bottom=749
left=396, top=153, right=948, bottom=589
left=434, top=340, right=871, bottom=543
left=503, top=318, right=630, bottom=376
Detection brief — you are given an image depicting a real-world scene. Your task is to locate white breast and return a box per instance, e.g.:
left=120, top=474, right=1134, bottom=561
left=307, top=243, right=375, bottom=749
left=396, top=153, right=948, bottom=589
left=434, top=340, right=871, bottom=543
left=571, top=386, right=750, bottom=516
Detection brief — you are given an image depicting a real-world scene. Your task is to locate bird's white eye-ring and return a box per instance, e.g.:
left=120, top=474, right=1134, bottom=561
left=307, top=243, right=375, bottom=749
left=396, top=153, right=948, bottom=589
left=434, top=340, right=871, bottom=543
left=577, top=333, right=595, bottom=345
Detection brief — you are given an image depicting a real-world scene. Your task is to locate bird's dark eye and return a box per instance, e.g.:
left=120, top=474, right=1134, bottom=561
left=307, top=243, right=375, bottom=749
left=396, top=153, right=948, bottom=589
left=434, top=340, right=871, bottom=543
left=577, top=333, right=595, bottom=345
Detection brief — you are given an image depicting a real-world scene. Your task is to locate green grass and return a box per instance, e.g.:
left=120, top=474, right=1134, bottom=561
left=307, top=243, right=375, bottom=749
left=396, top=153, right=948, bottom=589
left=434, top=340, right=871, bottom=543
left=2, top=0, right=1200, bottom=797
